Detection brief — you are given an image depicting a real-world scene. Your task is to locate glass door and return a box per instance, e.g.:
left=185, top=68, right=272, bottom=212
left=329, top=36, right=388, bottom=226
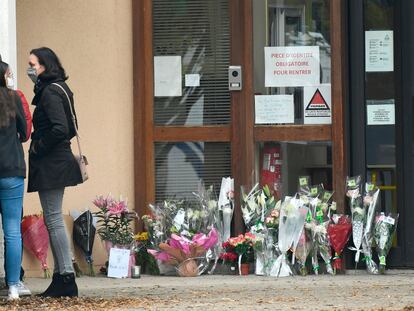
left=349, top=0, right=414, bottom=266
left=253, top=0, right=333, bottom=200
left=134, top=0, right=347, bottom=233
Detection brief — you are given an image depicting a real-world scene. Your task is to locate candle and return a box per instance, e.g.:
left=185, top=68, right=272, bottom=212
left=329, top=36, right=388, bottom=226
left=131, top=265, right=141, bottom=278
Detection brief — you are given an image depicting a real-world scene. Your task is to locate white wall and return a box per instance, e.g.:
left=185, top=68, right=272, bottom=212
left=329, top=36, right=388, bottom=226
left=0, top=0, right=17, bottom=84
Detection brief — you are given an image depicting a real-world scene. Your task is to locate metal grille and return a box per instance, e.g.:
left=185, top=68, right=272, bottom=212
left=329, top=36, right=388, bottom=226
left=154, top=142, right=231, bottom=201
left=153, top=0, right=231, bottom=125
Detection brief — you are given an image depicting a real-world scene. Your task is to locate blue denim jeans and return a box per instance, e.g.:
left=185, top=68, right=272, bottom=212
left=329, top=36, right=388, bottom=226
left=0, top=177, right=24, bottom=286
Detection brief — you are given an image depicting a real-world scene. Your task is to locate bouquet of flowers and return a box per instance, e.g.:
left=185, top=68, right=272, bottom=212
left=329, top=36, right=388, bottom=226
left=309, top=218, right=333, bottom=275
left=133, top=232, right=159, bottom=275
left=305, top=184, right=333, bottom=275
left=21, top=214, right=51, bottom=278
left=327, top=214, right=352, bottom=273
left=217, top=177, right=234, bottom=243
left=362, top=183, right=380, bottom=274
left=148, top=228, right=218, bottom=276
left=72, top=210, right=96, bottom=276
left=240, top=184, right=276, bottom=230
left=270, top=197, right=307, bottom=277
left=346, top=176, right=365, bottom=267
left=225, top=233, right=255, bottom=275
left=144, top=183, right=220, bottom=275
left=93, top=194, right=137, bottom=246
left=294, top=229, right=312, bottom=276
left=374, top=212, right=398, bottom=274
left=219, top=241, right=238, bottom=268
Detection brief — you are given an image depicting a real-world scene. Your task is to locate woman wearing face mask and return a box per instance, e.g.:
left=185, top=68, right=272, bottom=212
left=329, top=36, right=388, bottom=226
left=0, top=57, right=32, bottom=297
left=0, top=61, right=27, bottom=300
left=27, top=47, right=82, bottom=298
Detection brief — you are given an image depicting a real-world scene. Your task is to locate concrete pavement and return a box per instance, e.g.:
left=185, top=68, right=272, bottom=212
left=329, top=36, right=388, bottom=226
left=14, top=270, right=414, bottom=310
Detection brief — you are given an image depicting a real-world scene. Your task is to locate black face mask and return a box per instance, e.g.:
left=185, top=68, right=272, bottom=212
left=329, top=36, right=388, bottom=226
left=27, top=67, right=38, bottom=83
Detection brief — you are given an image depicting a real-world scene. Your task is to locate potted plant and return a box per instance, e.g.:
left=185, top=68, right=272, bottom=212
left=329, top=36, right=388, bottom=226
left=93, top=194, right=138, bottom=277
left=133, top=231, right=159, bottom=275
left=225, top=233, right=255, bottom=275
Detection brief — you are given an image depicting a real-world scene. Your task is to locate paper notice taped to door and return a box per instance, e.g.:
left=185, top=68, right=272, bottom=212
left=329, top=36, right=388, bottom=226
left=255, top=95, right=294, bottom=124
left=265, top=46, right=320, bottom=87
left=366, top=99, right=395, bottom=125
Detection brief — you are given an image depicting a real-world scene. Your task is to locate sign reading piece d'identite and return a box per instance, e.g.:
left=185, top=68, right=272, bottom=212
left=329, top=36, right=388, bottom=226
left=265, top=46, right=320, bottom=87
left=303, top=84, right=331, bottom=124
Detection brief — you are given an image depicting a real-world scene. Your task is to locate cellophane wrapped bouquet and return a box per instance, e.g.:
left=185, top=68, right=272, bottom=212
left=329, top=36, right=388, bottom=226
left=362, top=182, right=380, bottom=274
left=305, top=184, right=334, bottom=275
left=213, top=177, right=235, bottom=272
left=327, top=214, right=352, bottom=273
left=268, top=196, right=307, bottom=277
left=240, top=183, right=278, bottom=276
left=144, top=183, right=219, bottom=276
left=346, top=176, right=366, bottom=268
left=21, top=214, right=51, bottom=278
left=374, top=212, right=398, bottom=274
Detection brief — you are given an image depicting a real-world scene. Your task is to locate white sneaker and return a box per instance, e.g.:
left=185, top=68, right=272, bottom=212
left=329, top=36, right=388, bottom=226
left=7, top=285, right=19, bottom=300
left=16, top=282, right=31, bottom=296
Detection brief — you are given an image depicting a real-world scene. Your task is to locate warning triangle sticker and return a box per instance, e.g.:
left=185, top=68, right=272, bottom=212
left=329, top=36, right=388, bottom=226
left=306, top=89, right=330, bottom=111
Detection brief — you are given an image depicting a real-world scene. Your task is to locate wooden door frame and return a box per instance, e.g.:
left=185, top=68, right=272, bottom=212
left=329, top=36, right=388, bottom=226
left=330, top=0, right=348, bottom=213
left=132, top=0, right=348, bottom=231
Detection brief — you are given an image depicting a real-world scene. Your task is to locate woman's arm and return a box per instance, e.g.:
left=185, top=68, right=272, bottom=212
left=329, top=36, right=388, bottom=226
left=31, top=88, right=69, bottom=156
left=15, top=89, right=32, bottom=142
left=14, top=93, right=27, bottom=142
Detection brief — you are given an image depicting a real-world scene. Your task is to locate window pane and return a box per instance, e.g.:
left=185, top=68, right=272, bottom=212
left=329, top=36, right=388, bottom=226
left=255, top=141, right=332, bottom=200
left=253, top=0, right=331, bottom=125
left=364, top=0, right=397, bottom=217
left=152, top=0, right=230, bottom=126
left=155, top=142, right=231, bottom=201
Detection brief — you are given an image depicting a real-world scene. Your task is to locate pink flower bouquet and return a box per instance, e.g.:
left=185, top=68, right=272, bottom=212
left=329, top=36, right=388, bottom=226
left=148, top=228, right=218, bottom=276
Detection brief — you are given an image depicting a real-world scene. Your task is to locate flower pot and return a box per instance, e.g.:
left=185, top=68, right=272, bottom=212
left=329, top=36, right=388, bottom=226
left=177, top=259, right=199, bottom=277
left=240, top=263, right=250, bottom=275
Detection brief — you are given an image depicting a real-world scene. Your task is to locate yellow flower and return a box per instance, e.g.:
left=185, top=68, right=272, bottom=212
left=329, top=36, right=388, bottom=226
left=134, top=232, right=148, bottom=241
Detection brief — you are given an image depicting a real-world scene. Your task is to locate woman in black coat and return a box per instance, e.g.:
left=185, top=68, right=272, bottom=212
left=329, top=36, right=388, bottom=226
left=27, top=47, right=82, bottom=297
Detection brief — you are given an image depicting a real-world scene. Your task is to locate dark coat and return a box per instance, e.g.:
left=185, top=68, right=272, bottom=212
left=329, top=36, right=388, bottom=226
left=0, top=89, right=27, bottom=178
left=28, top=77, right=82, bottom=192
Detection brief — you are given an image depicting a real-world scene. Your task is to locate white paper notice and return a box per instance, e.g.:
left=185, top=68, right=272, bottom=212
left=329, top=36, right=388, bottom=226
left=367, top=100, right=395, bottom=125
left=265, top=46, right=320, bottom=87
left=107, top=248, right=130, bottom=278
left=154, top=56, right=182, bottom=97
left=255, top=95, right=294, bottom=124
left=185, top=74, right=200, bottom=87
left=365, top=31, right=394, bottom=72
left=303, top=84, right=332, bottom=124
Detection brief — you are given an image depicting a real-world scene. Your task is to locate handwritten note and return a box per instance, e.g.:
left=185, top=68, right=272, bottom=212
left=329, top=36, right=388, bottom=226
left=107, top=248, right=130, bottom=278
left=255, top=95, right=294, bottom=124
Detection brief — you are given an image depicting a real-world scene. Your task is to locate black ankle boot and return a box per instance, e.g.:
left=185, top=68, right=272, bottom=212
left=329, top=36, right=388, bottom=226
left=36, top=273, right=59, bottom=297
left=38, top=273, right=78, bottom=298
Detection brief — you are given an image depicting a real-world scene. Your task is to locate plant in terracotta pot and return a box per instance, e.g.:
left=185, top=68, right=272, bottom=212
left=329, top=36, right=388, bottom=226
left=226, top=233, right=255, bottom=275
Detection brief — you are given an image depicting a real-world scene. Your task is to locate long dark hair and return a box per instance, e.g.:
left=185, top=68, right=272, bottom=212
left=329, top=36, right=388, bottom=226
left=0, top=61, right=16, bottom=128
left=30, top=47, right=68, bottom=81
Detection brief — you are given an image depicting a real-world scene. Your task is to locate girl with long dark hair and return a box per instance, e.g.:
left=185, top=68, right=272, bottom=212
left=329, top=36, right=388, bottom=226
left=0, top=61, right=27, bottom=300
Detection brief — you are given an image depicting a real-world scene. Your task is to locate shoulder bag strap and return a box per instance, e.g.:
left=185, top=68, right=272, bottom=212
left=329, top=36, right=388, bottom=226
left=51, top=83, right=83, bottom=158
